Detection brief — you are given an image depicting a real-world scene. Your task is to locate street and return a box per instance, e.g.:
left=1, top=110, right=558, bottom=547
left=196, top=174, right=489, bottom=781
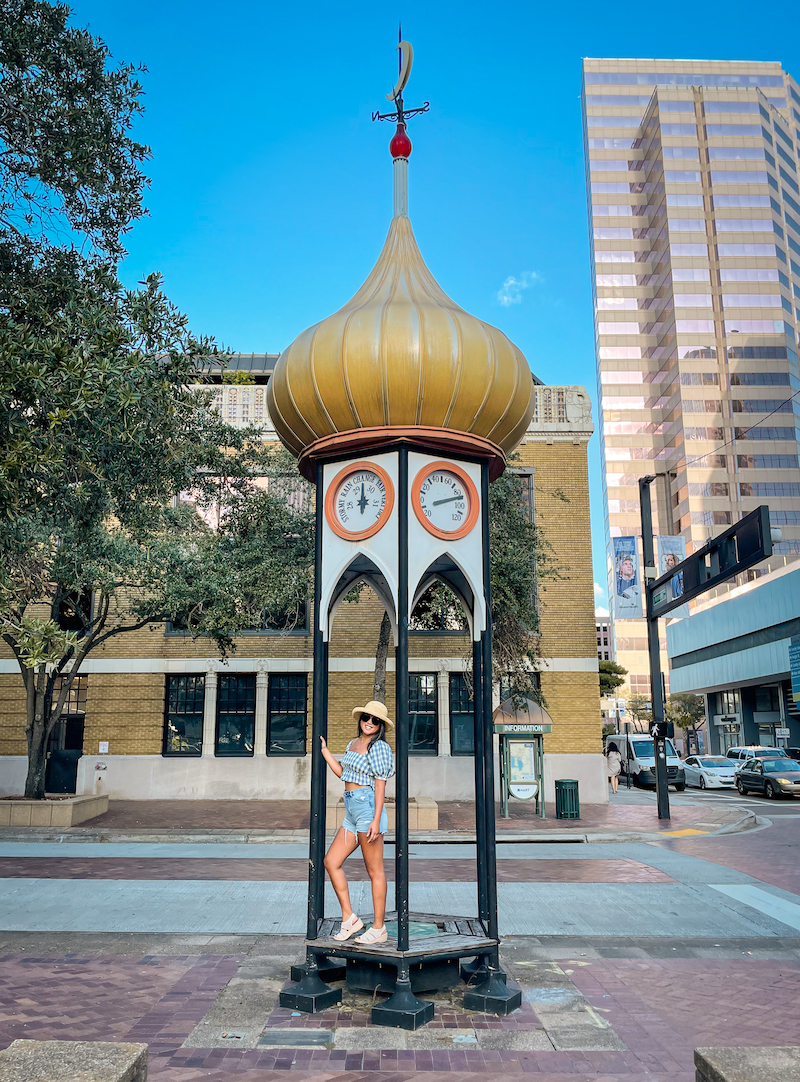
left=0, top=794, right=798, bottom=1079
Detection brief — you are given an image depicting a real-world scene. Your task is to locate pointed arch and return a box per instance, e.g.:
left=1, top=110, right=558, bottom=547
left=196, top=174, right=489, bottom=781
left=322, top=549, right=399, bottom=644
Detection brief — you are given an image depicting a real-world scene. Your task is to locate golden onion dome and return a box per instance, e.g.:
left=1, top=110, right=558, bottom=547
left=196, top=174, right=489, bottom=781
left=266, top=215, right=536, bottom=464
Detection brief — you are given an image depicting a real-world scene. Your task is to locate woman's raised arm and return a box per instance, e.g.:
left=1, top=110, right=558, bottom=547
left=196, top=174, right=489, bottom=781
left=319, top=735, right=344, bottom=778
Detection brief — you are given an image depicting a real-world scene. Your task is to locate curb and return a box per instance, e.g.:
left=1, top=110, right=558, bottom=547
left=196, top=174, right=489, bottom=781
left=0, top=811, right=756, bottom=846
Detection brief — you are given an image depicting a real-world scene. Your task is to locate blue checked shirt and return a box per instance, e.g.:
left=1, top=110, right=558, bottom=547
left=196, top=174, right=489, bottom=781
left=340, top=739, right=395, bottom=788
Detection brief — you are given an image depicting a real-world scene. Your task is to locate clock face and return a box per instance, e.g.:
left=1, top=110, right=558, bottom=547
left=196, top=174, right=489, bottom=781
left=412, top=461, right=480, bottom=540
left=325, top=461, right=395, bottom=541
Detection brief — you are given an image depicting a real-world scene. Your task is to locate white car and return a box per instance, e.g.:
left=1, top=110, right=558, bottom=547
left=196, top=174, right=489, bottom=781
left=683, top=755, right=738, bottom=789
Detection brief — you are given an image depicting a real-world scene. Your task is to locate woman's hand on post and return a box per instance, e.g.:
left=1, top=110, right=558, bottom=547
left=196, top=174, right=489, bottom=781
left=319, top=736, right=327, bottom=750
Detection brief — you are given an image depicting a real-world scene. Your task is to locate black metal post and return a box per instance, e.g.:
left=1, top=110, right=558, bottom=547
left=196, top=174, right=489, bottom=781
left=395, top=446, right=410, bottom=953
left=472, top=637, right=488, bottom=921
left=464, top=463, right=521, bottom=1015
left=280, top=462, right=342, bottom=1011
left=370, top=446, right=433, bottom=1029
left=461, top=636, right=489, bottom=985
left=638, top=477, right=670, bottom=821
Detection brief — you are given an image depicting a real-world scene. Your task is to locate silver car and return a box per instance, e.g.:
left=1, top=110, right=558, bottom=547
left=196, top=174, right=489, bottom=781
left=683, top=755, right=737, bottom=789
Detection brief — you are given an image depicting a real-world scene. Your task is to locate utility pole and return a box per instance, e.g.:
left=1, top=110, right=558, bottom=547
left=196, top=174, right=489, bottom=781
left=638, top=477, right=671, bottom=821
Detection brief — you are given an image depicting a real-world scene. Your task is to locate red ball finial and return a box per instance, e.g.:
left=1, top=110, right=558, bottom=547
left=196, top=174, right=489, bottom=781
left=390, top=123, right=412, bottom=159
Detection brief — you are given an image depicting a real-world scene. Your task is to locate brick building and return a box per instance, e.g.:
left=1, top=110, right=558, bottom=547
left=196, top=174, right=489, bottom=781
left=0, top=373, right=602, bottom=801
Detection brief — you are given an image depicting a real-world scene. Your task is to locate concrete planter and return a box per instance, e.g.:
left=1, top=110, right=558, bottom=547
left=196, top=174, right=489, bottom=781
left=0, top=794, right=108, bottom=828
left=327, top=797, right=438, bottom=831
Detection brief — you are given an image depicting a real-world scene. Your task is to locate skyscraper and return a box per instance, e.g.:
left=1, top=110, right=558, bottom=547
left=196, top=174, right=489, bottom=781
left=582, top=58, right=800, bottom=702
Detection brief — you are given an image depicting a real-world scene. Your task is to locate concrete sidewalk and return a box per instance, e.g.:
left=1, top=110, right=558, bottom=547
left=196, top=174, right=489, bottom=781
left=0, top=790, right=758, bottom=844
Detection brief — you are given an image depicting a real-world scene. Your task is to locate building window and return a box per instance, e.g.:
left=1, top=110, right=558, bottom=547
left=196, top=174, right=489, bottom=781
left=719, top=689, right=740, bottom=715
left=163, top=675, right=204, bottom=756
left=267, top=674, right=307, bottom=755
left=755, top=686, right=780, bottom=712
left=449, top=673, right=475, bottom=756
left=409, top=673, right=438, bottom=755
left=48, top=675, right=88, bottom=752
left=216, top=674, right=255, bottom=756
left=500, top=672, right=542, bottom=702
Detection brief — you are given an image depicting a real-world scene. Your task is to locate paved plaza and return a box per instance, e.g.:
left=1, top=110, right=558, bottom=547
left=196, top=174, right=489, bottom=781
left=0, top=790, right=798, bottom=1079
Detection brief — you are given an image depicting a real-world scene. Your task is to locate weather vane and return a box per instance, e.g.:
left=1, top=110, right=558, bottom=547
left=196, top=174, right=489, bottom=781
left=371, top=27, right=430, bottom=126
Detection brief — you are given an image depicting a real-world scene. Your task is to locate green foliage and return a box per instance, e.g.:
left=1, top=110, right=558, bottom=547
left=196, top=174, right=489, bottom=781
left=627, top=695, right=652, bottom=729
left=488, top=465, right=558, bottom=698
left=602, top=721, right=617, bottom=737
left=599, top=659, right=627, bottom=696
left=222, top=370, right=256, bottom=385
left=0, top=4, right=314, bottom=797
left=667, top=692, right=706, bottom=730
left=0, top=0, right=149, bottom=259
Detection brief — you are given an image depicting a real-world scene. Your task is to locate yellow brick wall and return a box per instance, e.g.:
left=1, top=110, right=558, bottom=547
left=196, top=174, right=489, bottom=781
left=0, top=439, right=599, bottom=761
left=83, top=673, right=165, bottom=756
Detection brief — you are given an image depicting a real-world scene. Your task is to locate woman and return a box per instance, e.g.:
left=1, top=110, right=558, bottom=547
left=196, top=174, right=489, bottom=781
left=320, top=700, right=395, bottom=946
left=606, top=741, right=622, bottom=794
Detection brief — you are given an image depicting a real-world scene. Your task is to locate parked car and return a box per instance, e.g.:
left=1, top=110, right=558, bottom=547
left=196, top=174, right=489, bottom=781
left=725, top=746, right=790, bottom=772
left=603, top=733, right=685, bottom=790
left=786, top=748, right=800, bottom=762
left=683, top=755, right=737, bottom=789
left=736, top=757, right=800, bottom=799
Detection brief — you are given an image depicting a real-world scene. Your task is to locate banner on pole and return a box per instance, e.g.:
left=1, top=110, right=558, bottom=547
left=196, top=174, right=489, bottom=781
left=656, top=536, right=689, bottom=618
left=612, top=536, right=643, bottom=619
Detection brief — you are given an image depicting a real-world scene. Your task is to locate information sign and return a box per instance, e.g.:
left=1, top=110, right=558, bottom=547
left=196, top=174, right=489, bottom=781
left=494, top=722, right=552, bottom=734
left=506, top=739, right=539, bottom=800
left=790, top=636, right=800, bottom=703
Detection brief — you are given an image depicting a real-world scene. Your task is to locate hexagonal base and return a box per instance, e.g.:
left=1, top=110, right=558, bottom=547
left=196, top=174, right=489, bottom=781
left=371, top=988, right=435, bottom=1030
left=290, top=957, right=347, bottom=984
left=279, top=974, right=342, bottom=1013
left=463, top=975, right=522, bottom=1015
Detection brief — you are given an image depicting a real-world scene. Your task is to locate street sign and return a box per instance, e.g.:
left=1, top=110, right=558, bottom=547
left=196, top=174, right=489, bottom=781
left=649, top=506, right=773, bottom=619
left=494, top=722, right=552, bottom=734
left=790, top=636, right=800, bottom=703
left=777, top=727, right=791, bottom=737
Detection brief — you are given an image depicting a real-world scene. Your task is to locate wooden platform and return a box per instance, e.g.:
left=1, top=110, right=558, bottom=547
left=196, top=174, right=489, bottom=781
left=307, top=911, right=496, bottom=961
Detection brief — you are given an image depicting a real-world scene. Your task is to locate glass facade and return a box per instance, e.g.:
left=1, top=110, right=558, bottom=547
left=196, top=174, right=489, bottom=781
left=409, top=673, right=438, bottom=755
left=583, top=58, right=800, bottom=701
left=267, top=674, right=307, bottom=755
left=163, top=675, right=205, bottom=756
left=448, top=673, right=475, bottom=755
left=216, top=674, right=255, bottom=756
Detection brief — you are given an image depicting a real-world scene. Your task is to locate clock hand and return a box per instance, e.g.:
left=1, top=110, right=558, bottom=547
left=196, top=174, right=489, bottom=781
left=432, top=495, right=465, bottom=506
left=357, top=483, right=369, bottom=514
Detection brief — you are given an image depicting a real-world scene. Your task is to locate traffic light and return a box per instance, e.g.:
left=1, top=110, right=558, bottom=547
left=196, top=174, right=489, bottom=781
left=650, top=721, right=674, bottom=740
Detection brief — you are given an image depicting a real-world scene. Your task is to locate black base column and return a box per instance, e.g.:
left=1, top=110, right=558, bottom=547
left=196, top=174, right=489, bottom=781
left=370, top=963, right=435, bottom=1030
left=280, top=952, right=343, bottom=1012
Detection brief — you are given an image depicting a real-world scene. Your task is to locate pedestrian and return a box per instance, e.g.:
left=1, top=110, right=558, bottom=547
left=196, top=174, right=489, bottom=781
left=606, top=741, right=622, bottom=794
left=320, top=700, right=395, bottom=945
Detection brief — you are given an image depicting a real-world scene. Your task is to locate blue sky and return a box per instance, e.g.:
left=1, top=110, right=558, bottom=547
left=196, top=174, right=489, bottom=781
left=73, top=0, right=800, bottom=609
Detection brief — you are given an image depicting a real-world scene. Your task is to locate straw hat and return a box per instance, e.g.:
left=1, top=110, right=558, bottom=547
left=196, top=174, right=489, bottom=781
left=352, top=700, right=394, bottom=729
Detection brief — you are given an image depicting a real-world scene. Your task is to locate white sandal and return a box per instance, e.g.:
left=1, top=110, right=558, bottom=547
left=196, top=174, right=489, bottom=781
left=332, top=914, right=364, bottom=941
left=354, top=925, right=388, bottom=946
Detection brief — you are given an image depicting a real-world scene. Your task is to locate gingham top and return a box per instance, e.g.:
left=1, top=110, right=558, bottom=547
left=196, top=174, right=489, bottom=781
left=340, top=739, right=395, bottom=788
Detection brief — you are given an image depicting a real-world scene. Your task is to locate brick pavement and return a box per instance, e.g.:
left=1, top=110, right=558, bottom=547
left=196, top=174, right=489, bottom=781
left=64, top=796, right=735, bottom=838
left=0, top=857, right=674, bottom=883
left=0, top=946, right=797, bottom=1079
left=655, top=815, right=800, bottom=895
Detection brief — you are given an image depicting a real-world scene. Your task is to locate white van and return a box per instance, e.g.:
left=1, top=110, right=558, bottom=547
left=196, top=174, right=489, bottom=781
left=604, top=733, right=686, bottom=791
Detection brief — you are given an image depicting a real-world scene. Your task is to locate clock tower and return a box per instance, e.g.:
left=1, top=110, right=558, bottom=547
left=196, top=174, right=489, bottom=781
left=271, top=41, right=535, bottom=1027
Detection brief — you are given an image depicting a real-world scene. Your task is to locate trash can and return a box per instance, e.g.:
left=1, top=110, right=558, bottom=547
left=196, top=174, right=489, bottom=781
left=554, top=778, right=580, bottom=820
left=45, top=749, right=83, bottom=794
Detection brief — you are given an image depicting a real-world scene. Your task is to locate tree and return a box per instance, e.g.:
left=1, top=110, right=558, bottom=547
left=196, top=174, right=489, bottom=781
left=399, top=465, right=559, bottom=704
left=599, top=659, right=627, bottom=697
left=0, top=5, right=314, bottom=797
left=667, top=692, right=706, bottom=733
left=626, top=696, right=652, bottom=731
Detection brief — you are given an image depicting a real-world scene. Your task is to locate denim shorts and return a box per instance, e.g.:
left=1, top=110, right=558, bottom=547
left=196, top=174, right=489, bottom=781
left=342, top=786, right=388, bottom=838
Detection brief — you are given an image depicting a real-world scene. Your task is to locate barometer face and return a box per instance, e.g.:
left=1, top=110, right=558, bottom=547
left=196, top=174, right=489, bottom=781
left=412, top=462, right=480, bottom=540
left=325, top=462, right=394, bottom=541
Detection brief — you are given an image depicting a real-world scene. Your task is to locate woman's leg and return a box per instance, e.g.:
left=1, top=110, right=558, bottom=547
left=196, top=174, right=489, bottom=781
left=359, top=832, right=387, bottom=928
left=611, top=775, right=618, bottom=793
left=324, top=827, right=360, bottom=918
